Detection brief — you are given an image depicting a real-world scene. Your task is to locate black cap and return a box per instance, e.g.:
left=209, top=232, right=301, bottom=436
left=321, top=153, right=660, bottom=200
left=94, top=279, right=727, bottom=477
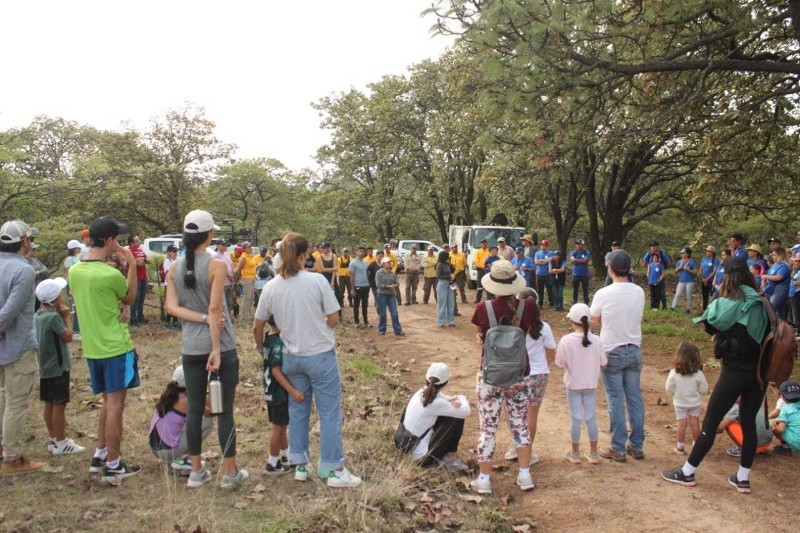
left=575, top=239, right=585, bottom=245
left=767, top=237, right=782, bottom=244
left=320, top=242, right=330, bottom=248
left=89, top=216, right=129, bottom=241
left=649, top=241, right=659, bottom=247
left=680, top=247, right=691, bottom=255
left=611, top=240, right=621, bottom=247
left=166, top=245, right=178, bottom=253
left=779, top=380, right=800, bottom=401
left=608, top=250, right=631, bottom=273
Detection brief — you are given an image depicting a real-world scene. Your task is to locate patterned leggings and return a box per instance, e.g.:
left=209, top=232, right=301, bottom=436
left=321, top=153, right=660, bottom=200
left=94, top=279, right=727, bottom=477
left=476, top=379, right=531, bottom=462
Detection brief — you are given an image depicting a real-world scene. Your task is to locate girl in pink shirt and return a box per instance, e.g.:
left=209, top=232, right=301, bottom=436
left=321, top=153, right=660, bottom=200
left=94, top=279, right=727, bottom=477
left=555, top=303, right=607, bottom=464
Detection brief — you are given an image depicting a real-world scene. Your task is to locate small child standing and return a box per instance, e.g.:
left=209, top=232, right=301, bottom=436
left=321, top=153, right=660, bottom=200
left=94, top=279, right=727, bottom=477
left=263, top=320, right=304, bottom=476
left=555, top=303, right=606, bottom=464
left=772, top=380, right=800, bottom=453
left=665, top=341, right=708, bottom=454
left=647, top=254, right=665, bottom=311
left=34, top=278, right=86, bottom=455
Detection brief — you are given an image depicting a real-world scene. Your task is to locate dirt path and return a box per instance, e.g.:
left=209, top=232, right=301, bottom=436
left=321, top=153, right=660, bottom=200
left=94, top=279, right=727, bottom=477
left=365, top=288, right=798, bottom=531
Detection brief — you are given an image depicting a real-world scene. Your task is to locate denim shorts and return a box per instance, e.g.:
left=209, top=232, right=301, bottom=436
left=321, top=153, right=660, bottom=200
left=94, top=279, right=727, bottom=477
left=87, top=350, right=140, bottom=394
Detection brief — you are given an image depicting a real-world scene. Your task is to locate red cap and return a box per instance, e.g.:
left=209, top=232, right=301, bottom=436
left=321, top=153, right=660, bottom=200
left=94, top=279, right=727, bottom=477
left=235, top=246, right=244, bottom=255
left=80, top=229, right=90, bottom=239
left=541, top=239, right=549, bottom=246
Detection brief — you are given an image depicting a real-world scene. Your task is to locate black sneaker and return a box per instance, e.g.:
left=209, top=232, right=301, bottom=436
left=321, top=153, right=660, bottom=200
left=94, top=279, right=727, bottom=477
left=89, top=456, right=105, bottom=474
left=728, top=474, right=751, bottom=493
left=101, top=461, right=141, bottom=484
left=773, top=444, right=793, bottom=456
left=660, top=467, right=696, bottom=487
left=264, top=461, right=291, bottom=476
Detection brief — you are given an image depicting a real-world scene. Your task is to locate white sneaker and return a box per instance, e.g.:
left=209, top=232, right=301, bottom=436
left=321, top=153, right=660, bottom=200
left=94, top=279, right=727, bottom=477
left=517, top=471, right=535, bottom=491
left=47, top=439, right=56, bottom=453
left=470, top=477, right=492, bottom=494
left=72, top=333, right=81, bottom=341
left=187, top=467, right=212, bottom=488
left=220, top=468, right=249, bottom=490
left=529, top=453, right=541, bottom=466
left=294, top=465, right=309, bottom=482
left=504, top=445, right=518, bottom=461
left=326, top=467, right=362, bottom=488
left=52, top=439, right=86, bottom=455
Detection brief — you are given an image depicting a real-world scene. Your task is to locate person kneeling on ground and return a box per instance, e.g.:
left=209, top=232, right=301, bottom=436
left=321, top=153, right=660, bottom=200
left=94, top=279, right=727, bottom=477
left=772, top=380, right=800, bottom=454
left=717, top=398, right=772, bottom=458
left=149, top=366, right=212, bottom=473
left=394, top=363, right=471, bottom=472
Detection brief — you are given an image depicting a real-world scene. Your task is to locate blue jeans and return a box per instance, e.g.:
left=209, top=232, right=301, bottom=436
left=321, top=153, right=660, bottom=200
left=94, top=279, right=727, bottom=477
left=436, top=280, right=455, bottom=326
left=770, top=283, right=789, bottom=320
left=600, top=344, right=645, bottom=453
left=282, top=349, right=345, bottom=474
left=130, top=279, right=148, bottom=325
left=552, top=282, right=564, bottom=310
left=376, top=293, right=402, bottom=334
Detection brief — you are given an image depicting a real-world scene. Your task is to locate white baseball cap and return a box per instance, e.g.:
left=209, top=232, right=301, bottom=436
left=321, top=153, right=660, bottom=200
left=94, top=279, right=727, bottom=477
left=567, top=303, right=591, bottom=323
left=381, top=257, right=392, bottom=264
left=0, top=220, right=33, bottom=244
left=67, top=239, right=82, bottom=250
left=183, top=210, right=220, bottom=233
left=172, top=365, right=186, bottom=388
left=426, top=362, right=450, bottom=385
left=35, top=277, right=68, bottom=304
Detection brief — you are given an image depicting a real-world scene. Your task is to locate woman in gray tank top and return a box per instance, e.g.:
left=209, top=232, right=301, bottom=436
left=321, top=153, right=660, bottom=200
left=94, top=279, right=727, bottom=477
left=165, top=210, right=248, bottom=490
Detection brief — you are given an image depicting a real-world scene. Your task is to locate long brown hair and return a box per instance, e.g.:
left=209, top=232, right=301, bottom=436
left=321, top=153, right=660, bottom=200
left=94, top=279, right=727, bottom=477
left=277, top=232, right=308, bottom=278
left=674, top=340, right=703, bottom=375
left=421, top=377, right=446, bottom=407
left=719, top=257, right=757, bottom=300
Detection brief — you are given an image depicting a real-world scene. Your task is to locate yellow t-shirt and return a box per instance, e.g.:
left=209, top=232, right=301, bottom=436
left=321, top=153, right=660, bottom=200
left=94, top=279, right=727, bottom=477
left=423, top=255, right=438, bottom=277
left=238, top=252, right=258, bottom=280
left=365, top=254, right=376, bottom=265
left=450, top=251, right=467, bottom=274
left=474, top=248, right=490, bottom=269
left=385, top=252, right=398, bottom=273
left=337, top=255, right=352, bottom=277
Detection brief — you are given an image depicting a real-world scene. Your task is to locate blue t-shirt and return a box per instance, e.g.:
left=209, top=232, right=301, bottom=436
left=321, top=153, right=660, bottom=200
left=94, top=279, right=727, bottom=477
left=534, top=250, right=552, bottom=276
left=348, top=258, right=369, bottom=287
left=700, top=256, right=719, bottom=279
left=777, top=401, right=800, bottom=450
left=733, top=246, right=747, bottom=261
left=675, top=258, right=697, bottom=283
left=642, top=250, right=671, bottom=268
left=764, top=262, right=791, bottom=295
left=714, top=263, right=725, bottom=287
left=746, top=257, right=767, bottom=274
left=569, top=250, right=591, bottom=277
left=647, top=262, right=664, bottom=285
left=790, top=269, right=800, bottom=298
left=512, top=256, right=535, bottom=284
left=485, top=255, right=500, bottom=271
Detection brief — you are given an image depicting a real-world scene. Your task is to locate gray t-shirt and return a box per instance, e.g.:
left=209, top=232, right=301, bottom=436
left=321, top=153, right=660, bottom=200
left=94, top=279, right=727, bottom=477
left=35, top=310, right=70, bottom=379
left=375, top=268, right=398, bottom=294
left=255, top=270, right=340, bottom=356
left=172, top=253, right=236, bottom=355
left=725, top=404, right=773, bottom=446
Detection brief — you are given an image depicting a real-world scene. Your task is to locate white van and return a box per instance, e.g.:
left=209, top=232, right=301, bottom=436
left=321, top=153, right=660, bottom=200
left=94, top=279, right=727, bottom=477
left=448, top=225, right=526, bottom=288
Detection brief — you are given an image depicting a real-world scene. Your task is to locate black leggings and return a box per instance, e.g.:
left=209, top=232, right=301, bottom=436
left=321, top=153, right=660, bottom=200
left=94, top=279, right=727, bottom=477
left=419, top=416, right=465, bottom=467
left=183, top=349, right=239, bottom=458
left=353, top=286, right=370, bottom=323
left=688, top=367, right=765, bottom=470
left=701, top=280, right=713, bottom=310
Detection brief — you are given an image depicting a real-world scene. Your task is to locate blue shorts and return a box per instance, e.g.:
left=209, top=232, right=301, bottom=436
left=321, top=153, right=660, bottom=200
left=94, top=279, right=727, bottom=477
left=87, top=350, right=140, bottom=394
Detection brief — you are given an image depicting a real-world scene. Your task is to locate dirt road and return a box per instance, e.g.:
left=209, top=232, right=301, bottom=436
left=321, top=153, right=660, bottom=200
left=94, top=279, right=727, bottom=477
left=364, top=289, right=798, bottom=532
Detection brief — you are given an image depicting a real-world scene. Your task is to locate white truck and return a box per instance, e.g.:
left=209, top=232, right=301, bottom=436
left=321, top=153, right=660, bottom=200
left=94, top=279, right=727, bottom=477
left=448, top=224, right=526, bottom=289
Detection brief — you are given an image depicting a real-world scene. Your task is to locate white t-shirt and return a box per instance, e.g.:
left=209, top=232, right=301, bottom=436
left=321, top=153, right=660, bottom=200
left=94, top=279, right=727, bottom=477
left=589, top=282, right=645, bottom=353
left=162, top=257, right=175, bottom=287
left=525, top=321, right=556, bottom=375
left=665, top=369, right=709, bottom=408
left=403, top=389, right=471, bottom=460
left=255, top=270, right=340, bottom=356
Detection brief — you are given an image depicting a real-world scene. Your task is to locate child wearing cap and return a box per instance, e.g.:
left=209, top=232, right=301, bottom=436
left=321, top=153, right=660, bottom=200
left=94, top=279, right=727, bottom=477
left=35, top=278, right=86, bottom=455
left=772, top=380, right=800, bottom=453
left=148, top=366, right=213, bottom=472
left=555, top=303, right=607, bottom=464
left=395, top=362, right=471, bottom=470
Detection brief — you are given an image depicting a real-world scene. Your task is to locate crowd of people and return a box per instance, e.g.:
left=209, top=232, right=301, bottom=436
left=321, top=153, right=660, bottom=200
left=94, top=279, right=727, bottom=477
left=1, top=215, right=799, bottom=500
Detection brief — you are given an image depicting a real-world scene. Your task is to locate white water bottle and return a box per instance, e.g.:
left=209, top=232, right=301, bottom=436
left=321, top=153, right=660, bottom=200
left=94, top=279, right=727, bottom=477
left=209, top=372, right=223, bottom=415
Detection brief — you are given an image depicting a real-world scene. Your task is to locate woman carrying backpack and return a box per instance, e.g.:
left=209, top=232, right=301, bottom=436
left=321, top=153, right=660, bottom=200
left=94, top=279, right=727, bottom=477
left=470, top=260, right=536, bottom=495
left=661, top=257, right=768, bottom=494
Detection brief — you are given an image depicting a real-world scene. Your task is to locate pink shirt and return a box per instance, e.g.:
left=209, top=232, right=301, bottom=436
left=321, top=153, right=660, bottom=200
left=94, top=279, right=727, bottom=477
left=555, top=332, right=607, bottom=390
left=213, top=252, right=235, bottom=287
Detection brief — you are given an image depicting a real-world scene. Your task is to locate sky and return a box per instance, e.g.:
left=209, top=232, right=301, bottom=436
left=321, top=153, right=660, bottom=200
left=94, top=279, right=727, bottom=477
left=0, top=1, right=456, bottom=170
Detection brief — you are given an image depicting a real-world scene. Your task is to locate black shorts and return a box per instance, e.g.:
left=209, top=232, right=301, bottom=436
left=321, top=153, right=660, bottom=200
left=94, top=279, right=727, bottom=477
left=267, top=402, right=289, bottom=426
left=40, top=372, right=70, bottom=404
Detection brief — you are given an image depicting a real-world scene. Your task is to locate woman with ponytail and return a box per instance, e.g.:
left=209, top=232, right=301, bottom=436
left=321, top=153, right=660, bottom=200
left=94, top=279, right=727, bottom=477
left=396, top=363, right=471, bottom=469
left=555, top=303, right=606, bottom=465
left=165, top=210, right=246, bottom=489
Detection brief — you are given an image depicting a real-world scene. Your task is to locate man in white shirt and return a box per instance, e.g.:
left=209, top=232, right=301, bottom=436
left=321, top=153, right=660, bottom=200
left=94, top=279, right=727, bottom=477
left=590, top=249, right=646, bottom=462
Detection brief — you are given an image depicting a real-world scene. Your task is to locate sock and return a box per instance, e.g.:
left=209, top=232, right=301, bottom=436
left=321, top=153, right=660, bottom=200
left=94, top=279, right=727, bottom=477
left=518, top=467, right=530, bottom=476
left=478, top=473, right=490, bottom=482
left=681, top=462, right=696, bottom=477
left=268, top=455, right=279, bottom=467
left=676, top=441, right=685, bottom=450
left=106, top=458, right=120, bottom=470
left=737, top=466, right=750, bottom=482
left=280, top=448, right=289, bottom=458
left=56, top=438, right=70, bottom=447
left=94, top=447, right=107, bottom=460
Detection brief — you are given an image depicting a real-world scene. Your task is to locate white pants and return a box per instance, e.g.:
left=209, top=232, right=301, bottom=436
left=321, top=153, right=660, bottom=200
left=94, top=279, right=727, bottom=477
left=672, top=282, right=695, bottom=311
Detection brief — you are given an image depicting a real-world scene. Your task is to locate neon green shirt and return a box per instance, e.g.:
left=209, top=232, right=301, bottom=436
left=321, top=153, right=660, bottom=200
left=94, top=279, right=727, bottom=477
left=68, top=260, right=134, bottom=359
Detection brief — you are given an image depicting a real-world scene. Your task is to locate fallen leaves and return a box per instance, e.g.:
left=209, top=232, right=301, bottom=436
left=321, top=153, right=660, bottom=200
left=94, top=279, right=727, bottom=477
left=458, top=494, right=483, bottom=504
left=41, top=465, right=64, bottom=473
